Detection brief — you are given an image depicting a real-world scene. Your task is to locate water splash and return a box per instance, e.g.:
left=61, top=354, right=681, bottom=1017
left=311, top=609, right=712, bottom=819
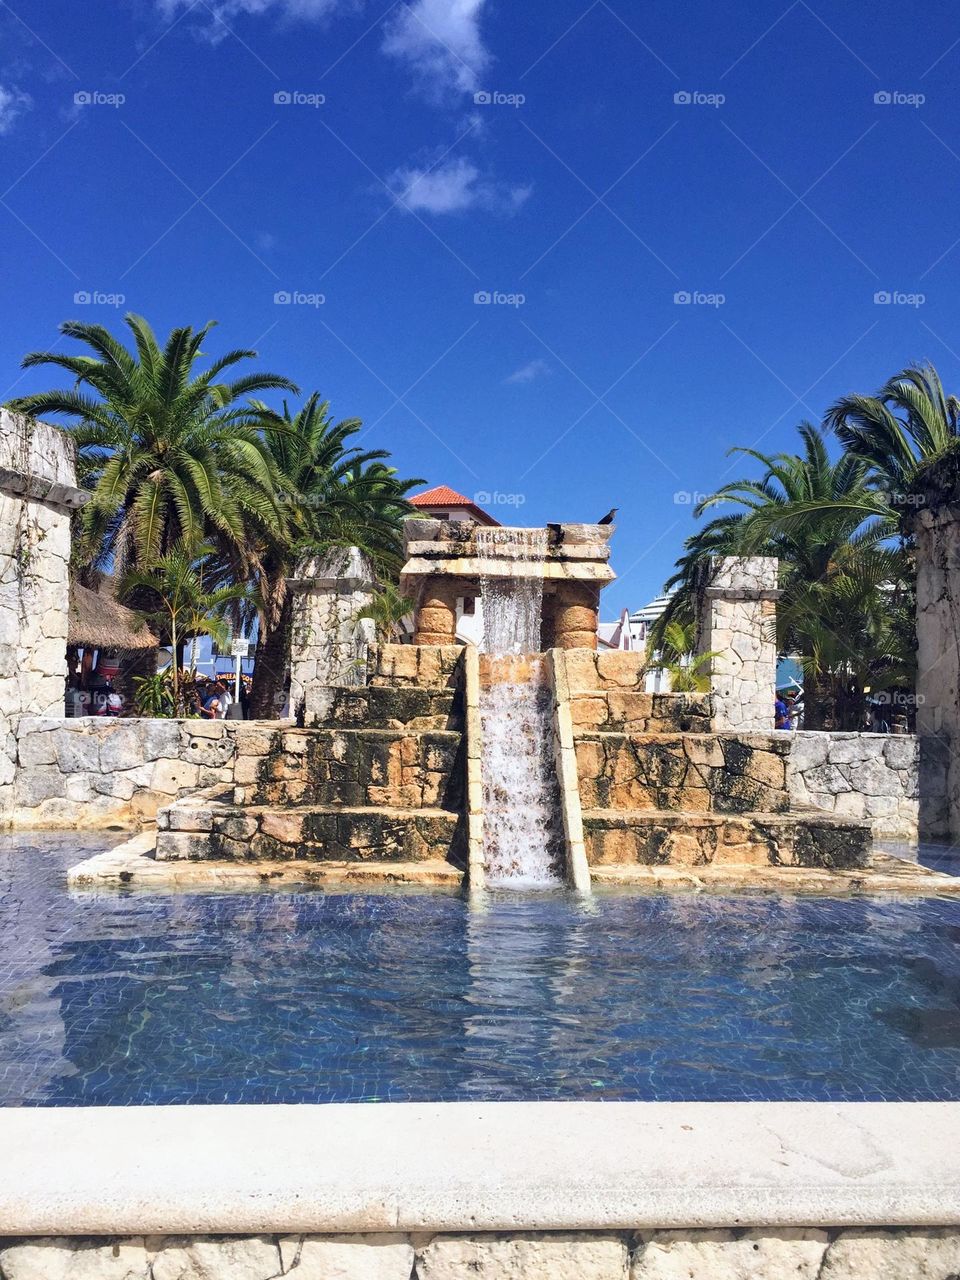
left=477, top=528, right=547, bottom=656
left=479, top=656, right=564, bottom=886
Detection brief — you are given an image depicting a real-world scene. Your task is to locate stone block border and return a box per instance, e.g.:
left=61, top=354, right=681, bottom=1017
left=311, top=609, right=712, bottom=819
left=3, top=1226, right=960, bottom=1278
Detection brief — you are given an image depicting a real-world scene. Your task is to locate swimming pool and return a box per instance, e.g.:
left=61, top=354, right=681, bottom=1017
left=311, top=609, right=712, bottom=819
left=3, top=833, right=960, bottom=1106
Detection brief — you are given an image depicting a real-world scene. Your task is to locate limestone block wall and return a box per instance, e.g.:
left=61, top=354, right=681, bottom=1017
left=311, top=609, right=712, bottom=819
left=786, top=731, right=920, bottom=840
left=700, top=555, right=779, bottom=733
left=0, top=412, right=87, bottom=817
left=288, top=548, right=377, bottom=720
left=4, top=717, right=251, bottom=829
left=2, top=1228, right=959, bottom=1278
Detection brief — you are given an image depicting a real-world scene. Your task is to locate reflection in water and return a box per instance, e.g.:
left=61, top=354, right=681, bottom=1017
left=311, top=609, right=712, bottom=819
left=3, top=834, right=960, bottom=1104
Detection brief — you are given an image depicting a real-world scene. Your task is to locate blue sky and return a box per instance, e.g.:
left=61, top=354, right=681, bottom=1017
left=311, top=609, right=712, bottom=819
left=2, top=0, right=959, bottom=615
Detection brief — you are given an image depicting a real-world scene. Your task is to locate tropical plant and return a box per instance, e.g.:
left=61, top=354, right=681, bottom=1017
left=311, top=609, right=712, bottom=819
left=119, top=544, right=248, bottom=714
left=9, top=314, right=298, bottom=580
left=650, top=619, right=717, bottom=692
left=132, top=670, right=176, bottom=718
left=658, top=424, right=914, bottom=727
left=242, top=394, right=421, bottom=717
left=357, top=583, right=414, bottom=642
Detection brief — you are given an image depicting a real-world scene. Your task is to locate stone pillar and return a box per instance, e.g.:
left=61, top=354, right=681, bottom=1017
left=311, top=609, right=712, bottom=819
left=700, top=556, right=779, bottom=733
left=414, top=576, right=459, bottom=646
left=287, top=548, right=377, bottom=718
left=0, top=411, right=88, bottom=818
left=551, top=582, right=599, bottom=650
left=913, top=504, right=960, bottom=838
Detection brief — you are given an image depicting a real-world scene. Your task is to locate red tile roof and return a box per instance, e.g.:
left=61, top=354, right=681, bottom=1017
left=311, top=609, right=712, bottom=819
left=411, top=485, right=473, bottom=507
left=410, top=485, right=500, bottom=526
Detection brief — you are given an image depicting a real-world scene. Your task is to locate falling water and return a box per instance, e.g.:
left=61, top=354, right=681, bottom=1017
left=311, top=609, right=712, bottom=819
left=477, top=528, right=563, bottom=886
left=477, top=528, right=546, bottom=657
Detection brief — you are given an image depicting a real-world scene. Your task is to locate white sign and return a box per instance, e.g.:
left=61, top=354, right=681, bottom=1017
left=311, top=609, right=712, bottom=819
left=231, top=639, right=251, bottom=659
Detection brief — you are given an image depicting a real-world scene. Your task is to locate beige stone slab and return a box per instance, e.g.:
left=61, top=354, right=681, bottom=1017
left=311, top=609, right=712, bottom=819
left=68, top=836, right=957, bottom=897
left=1, top=1102, right=959, bottom=1235
left=590, top=853, right=960, bottom=895
left=68, top=846, right=462, bottom=890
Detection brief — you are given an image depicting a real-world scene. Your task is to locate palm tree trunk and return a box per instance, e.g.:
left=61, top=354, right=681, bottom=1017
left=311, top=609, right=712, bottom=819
left=248, top=597, right=293, bottom=719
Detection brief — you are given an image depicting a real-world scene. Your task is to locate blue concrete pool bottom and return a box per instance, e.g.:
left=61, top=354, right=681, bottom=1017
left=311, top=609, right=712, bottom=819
left=3, top=834, right=960, bottom=1106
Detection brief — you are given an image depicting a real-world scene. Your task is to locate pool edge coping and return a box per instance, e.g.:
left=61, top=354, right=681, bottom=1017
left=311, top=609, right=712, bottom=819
left=4, top=1101, right=960, bottom=1235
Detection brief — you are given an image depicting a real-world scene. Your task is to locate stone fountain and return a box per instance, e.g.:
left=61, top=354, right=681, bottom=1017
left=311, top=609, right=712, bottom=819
left=96, top=518, right=873, bottom=896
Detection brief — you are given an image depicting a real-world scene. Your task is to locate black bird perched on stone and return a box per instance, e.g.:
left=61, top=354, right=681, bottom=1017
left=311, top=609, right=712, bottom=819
left=597, top=508, right=618, bottom=525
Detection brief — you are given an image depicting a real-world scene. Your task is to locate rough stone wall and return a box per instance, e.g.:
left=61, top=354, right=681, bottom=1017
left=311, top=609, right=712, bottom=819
left=0, top=413, right=87, bottom=818
left=4, top=718, right=246, bottom=829
left=576, top=733, right=791, bottom=814
left=786, top=731, right=921, bottom=840
left=368, top=643, right=463, bottom=689
left=2, top=1228, right=959, bottom=1278
left=699, top=555, right=779, bottom=733
left=288, top=548, right=377, bottom=720
left=563, top=649, right=713, bottom=733
left=914, top=505, right=960, bottom=838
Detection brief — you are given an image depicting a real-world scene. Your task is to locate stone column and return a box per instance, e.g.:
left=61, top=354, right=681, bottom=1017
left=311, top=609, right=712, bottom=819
left=700, top=556, right=779, bottom=733
left=0, top=411, right=88, bottom=818
left=414, top=576, right=459, bottom=646
left=287, top=548, right=377, bottom=718
left=913, top=504, right=959, bottom=838
left=551, top=581, right=599, bottom=650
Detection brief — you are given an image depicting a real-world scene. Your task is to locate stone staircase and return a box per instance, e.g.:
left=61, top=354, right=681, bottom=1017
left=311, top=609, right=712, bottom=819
left=155, top=646, right=467, bottom=869
left=562, top=650, right=871, bottom=872
left=151, top=642, right=872, bottom=884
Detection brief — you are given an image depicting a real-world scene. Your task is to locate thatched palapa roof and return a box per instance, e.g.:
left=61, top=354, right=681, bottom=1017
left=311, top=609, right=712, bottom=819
left=68, top=582, right=158, bottom=651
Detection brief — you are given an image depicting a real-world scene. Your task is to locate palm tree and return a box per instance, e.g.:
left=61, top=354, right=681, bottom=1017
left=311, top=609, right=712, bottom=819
left=119, top=544, right=248, bottom=714
left=9, top=314, right=298, bottom=580
left=826, top=362, right=960, bottom=502
left=659, top=424, right=913, bottom=727
left=244, top=394, right=422, bottom=717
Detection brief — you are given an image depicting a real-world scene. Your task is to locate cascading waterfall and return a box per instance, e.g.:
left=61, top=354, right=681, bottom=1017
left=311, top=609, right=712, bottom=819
left=478, top=528, right=547, bottom=657
left=477, top=528, right=563, bottom=886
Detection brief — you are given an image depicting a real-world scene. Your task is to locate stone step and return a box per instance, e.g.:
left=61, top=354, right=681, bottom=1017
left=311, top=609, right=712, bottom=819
left=582, top=808, right=870, bottom=870
left=157, top=803, right=465, bottom=864
left=234, top=727, right=464, bottom=811
left=575, top=732, right=791, bottom=815
left=309, top=684, right=462, bottom=732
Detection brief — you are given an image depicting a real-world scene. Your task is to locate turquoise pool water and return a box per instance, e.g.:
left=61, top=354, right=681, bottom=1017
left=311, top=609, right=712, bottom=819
left=2, top=833, right=960, bottom=1105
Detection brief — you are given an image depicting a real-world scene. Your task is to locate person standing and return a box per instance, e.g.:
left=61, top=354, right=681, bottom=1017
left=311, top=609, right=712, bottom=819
left=775, top=690, right=793, bottom=730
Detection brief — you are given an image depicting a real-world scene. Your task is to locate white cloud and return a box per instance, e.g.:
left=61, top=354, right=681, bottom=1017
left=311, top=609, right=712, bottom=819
left=155, top=0, right=489, bottom=100
left=389, top=156, right=530, bottom=215
left=0, top=85, right=31, bottom=135
left=382, top=0, right=490, bottom=99
left=156, top=0, right=351, bottom=40
left=505, top=359, right=550, bottom=385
